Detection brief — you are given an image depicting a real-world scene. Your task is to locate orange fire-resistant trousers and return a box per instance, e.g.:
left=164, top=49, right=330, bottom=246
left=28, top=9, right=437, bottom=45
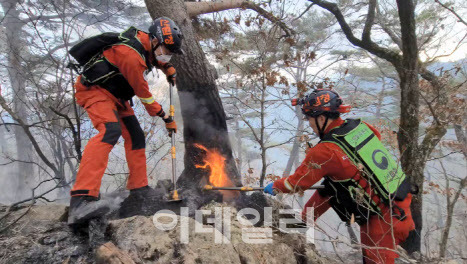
left=304, top=192, right=414, bottom=264
left=70, top=77, right=148, bottom=197
left=358, top=194, right=415, bottom=264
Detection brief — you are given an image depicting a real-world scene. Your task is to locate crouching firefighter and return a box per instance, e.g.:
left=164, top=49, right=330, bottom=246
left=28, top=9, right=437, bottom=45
left=67, top=17, right=183, bottom=225
left=263, top=89, right=417, bottom=264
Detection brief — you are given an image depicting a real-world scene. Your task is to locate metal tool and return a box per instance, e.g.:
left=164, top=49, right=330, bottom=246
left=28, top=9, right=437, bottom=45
left=168, top=83, right=182, bottom=203
left=203, top=184, right=324, bottom=191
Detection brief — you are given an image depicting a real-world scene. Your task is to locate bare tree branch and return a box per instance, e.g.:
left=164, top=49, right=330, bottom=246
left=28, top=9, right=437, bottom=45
left=307, top=0, right=402, bottom=67
left=375, top=4, right=402, bottom=49
left=419, top=121, right=447, bottom=165
left=264, top=137, right=294, bottom=150
left=20, top=14, right=71, bottom=23
left=419, top=66, right=446, bottom=97
left=186, top=0, right=245, bottom=16
left=49, top=107, right=82, bottom=161
left=454, top=125, right=467, bottom=159
left=0, top=85, right=59, bottom=176
left=0, top=205, right=32, bottom=233
left=244, top=1, right=294, bottom=37
left=425, top=32, right=467, bottom=64
left=185, top=0, right=295, bottom=37
left=0, top=177, right=65, bottom=233
left=9, top=178, right=66, bottom=209
left=434, top=0, right=467, bottom=26
left=362, top=0, right=377, bottom=42
left=292, top=3, right=314, bottom=22
left=439, top=158, right=467, bottom=257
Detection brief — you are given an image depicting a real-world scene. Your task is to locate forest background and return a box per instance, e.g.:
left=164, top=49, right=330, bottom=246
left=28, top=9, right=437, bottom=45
left=0, top=0, right=465, bottom=262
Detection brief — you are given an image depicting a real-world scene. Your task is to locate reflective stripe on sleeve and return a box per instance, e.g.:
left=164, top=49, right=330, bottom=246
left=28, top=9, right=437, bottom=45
left=284, top=178, right=295, bottom=192
left=139, top=96, right=155, bottom=104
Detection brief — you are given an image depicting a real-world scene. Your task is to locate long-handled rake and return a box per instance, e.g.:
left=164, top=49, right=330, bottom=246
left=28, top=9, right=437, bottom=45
left=168, top=83, right=182, bottom=203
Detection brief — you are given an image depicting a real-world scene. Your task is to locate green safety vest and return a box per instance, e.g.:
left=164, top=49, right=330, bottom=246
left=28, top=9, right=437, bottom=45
left=318, top=119, right=411, bottom=225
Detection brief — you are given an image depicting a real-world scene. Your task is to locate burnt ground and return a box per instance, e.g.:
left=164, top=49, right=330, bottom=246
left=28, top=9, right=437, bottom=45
left=0, top=183, right=332, bottom=264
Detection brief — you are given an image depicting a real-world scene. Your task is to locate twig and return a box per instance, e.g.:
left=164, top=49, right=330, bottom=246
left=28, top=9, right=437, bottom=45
left=0, top=85, right=59, bottom=176
left=0, top=205, right=33, bottom=233
left=307, top=0, right=402, bottom=66
left=293, top=4, right=314, bottom=22
left=49, top=106, right=82, bottom=161
left=427, top=151, right=461, bottom=161
left=434, top=0, right=467, bottom=26
left=10, top=180, right=66, bottom=209
left=0, top=207, right=12, bottom=222
left=186, top=0, right=295, bottom=37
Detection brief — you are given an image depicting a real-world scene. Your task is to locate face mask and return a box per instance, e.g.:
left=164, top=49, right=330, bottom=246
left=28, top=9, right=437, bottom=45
left=154, top=46, right=172, bottom=63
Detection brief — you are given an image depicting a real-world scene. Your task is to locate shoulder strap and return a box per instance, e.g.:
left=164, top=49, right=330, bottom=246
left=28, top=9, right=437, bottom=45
left=69, top=32, right=121, bottom=66
left=115, top=27, right=152, bottom=69
left=320, top=119, right=361, bottom=143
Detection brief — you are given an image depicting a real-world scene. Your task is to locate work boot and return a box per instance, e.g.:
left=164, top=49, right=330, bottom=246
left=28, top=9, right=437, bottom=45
left=128, top=185, right=162, bottom=204
left=67, top=195, right=111, bottom=226
left=120, top=185, right=163, bottom=217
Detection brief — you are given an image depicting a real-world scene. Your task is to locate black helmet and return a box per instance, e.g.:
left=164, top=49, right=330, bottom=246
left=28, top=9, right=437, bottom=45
left=148, top=17, right=184, bottom=54
left=293, top=89, right=351, bottom=138
left=292, top=89, right=350, bottom=118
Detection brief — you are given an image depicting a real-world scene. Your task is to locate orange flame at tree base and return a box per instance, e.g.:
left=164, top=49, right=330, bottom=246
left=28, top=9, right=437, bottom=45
left=194, top=143, right=237, bottom=200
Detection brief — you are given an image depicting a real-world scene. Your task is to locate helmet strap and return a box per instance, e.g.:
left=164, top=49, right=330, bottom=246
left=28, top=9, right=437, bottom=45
left=152, top=42, right=161, bottom=53
left=151, top=43, right=162, bottom=66
left=316, top=115, right=329, bottom=139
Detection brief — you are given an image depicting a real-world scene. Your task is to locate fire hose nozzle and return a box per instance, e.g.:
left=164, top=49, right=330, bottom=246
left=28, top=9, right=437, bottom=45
left=203, top=184, right=324, bottom=191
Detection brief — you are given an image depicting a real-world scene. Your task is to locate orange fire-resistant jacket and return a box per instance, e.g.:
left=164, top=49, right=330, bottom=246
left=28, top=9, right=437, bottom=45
left=273, top=117, right=415, bottom=264
left=79, top=30, right=176, bottom=117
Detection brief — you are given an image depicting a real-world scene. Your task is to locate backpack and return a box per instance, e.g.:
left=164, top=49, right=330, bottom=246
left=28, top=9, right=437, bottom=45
left=318, top=119, right=416, bottom=225
left=67, top=27, right=152, bottom=101
left=69, top=32, right=121, bottom=67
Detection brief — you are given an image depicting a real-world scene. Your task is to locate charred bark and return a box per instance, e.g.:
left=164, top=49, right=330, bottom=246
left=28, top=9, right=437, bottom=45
left=144, top=0, right=241, bottom=207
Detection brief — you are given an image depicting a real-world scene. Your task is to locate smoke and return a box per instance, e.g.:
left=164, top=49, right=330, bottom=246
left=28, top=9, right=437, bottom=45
left=70, top=191, right=127, bottom=222
left=178, top=90, right=230, bottom=147
left=0, top=126, right=17, bottom=203
left=0, top=125, right=70, bottom=205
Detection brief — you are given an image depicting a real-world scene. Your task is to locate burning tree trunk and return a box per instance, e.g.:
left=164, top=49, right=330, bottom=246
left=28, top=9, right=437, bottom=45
left=144, top=0, right=241, bottom=200
left=143, top=0, right=292, bottom=208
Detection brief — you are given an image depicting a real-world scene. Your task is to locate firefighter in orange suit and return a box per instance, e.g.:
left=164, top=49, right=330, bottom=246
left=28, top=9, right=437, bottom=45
left=68, top=17, right=183, bottom=225
left=264, top=89, right=416, bottom=264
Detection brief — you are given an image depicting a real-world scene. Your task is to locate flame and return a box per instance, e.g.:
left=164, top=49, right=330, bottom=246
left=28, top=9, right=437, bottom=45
left=194, top=143, right=237, bottom=200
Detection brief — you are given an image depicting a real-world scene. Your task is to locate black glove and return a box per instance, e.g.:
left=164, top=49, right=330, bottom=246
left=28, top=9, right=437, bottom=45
left=167, top=73, right=176, bottom=86
left=163, top=116, right=177, bottom=137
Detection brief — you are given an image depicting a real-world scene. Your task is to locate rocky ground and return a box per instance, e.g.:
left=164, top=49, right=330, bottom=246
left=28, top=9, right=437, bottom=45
left=0, top=194, right=333, bottom=264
